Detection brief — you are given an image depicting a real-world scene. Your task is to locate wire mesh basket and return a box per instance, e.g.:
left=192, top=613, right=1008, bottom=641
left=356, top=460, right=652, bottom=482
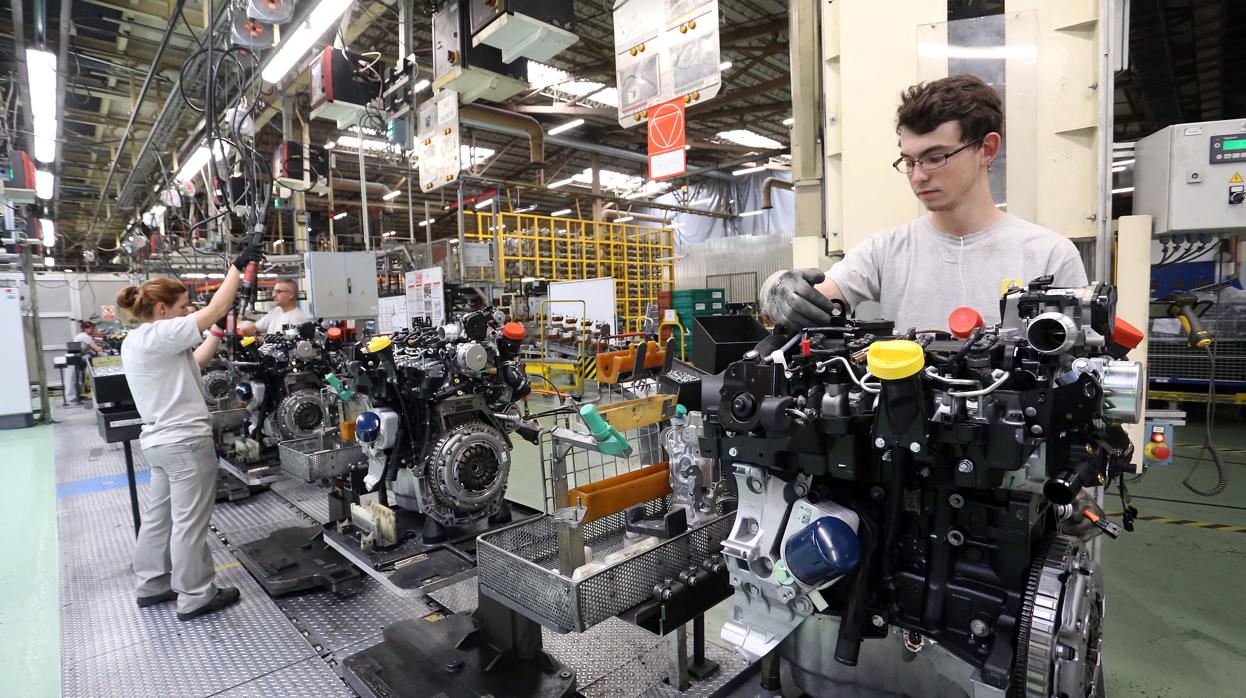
left=539, top=378, right=667, bottom=513
left=476, top=500, right=732, bottom=633
left=278, top=433, right=365, bottom=482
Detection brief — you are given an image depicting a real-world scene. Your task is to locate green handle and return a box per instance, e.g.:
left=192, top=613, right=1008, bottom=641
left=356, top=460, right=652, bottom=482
left=579, top=404, right=631, bottom=456
left=324, top=373, right=353, bottom=401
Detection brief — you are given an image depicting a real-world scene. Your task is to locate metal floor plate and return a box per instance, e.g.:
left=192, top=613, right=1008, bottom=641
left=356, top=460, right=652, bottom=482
left=271, top=478, right=334, bottom=523
left=57, top=406, right=747, bottom=697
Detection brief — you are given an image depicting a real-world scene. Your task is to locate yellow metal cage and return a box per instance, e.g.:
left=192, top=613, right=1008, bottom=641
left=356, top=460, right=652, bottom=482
left=465, top=212, right=675, bottom=333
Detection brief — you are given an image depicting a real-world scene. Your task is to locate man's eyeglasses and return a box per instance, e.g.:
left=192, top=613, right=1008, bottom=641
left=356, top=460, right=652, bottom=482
left=892, top=136, right=984, bottom=174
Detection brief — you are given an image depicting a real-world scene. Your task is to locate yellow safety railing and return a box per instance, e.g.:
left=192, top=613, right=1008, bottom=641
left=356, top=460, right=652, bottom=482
left=465, top=211, right=675, bottom=334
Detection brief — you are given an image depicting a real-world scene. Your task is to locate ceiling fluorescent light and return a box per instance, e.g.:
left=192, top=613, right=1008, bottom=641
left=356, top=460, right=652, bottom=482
left=738, top=210, right=764, bottom=218
left=548, top=177, right=575, bottom=189
left=418, top=219, right=434, bottom=227
left=44, top=257, right=55, bottom=268
left=1113, top=158, right=1135, bottom=166
left=324, top=140, right=336, bottom=149
left=39, top=218, right=56, bottom=247
left=26, top=49, right=59, bottom=163
left=382, top=190, right=402, bottom=201
left=261, top=0, right=355, bottom=84
left=333, top=211, right=348, bottom=220
left=383, top=231, right=397, bottom=238
left=551, top=208, right=572, bottom=217
left=1112, top=187, right=1134, bottom=195
left=782, top=117, right=794, bottom=126
left=35, top=170, right=54, bottom=199
left=338, top=135, right=393, bottom=152
left=175, top=146, right=213, bottom=184
left=514, top=204, right=537, bottom=213
left=548, top=118, right=585, bottom=136
left=717, top=129, right=784, bottom=149
left=474, top=197, right=495, bottom=209
left=413, top=79, right=430, bottom=92
left=719, top=61, right=732, bottom=71
left=732, top=164, right=768, bottom=176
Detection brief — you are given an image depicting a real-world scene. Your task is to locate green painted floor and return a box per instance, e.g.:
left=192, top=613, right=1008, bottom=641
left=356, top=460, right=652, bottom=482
left=7, top=402, right=1244, bottom=697
left=0, top=423, right=58, bottom=697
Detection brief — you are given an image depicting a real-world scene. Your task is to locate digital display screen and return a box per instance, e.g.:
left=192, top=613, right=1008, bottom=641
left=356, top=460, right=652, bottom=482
left=1224, top=138, right=1246, bottom=151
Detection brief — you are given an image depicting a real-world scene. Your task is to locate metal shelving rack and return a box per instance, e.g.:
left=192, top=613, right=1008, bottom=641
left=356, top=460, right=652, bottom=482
left=466, top=212, right=675, bottom=333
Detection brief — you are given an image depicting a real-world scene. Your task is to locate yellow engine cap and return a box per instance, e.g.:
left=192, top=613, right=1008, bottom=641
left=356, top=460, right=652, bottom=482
left=866, top=340, right=925, bottom=380
left=366, top=335, right=393, bottom=353
left=240, top=336, right=257, bottom=348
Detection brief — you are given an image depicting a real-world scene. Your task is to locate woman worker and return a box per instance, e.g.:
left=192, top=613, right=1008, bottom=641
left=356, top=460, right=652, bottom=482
left=116, top=244, right=262, bottom=620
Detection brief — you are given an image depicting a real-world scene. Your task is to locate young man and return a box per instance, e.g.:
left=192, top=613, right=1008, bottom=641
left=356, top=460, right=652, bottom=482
left=762, top=74, right=1088, bottom=333
left=240, top=279, right=313, bottom=336
left=67, top=320, right=106, bottom=405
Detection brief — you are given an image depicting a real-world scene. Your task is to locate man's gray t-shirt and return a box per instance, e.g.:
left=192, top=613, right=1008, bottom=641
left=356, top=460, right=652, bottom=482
left=827, top=214, right=1088, bottom=332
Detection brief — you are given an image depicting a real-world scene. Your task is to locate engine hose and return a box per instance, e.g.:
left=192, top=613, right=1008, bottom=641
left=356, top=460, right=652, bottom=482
left=834, top=503, right=878, bottom=666
left=1183, top=346, right=1228, bottom=497
left=879, top=451, right=906, bottom=600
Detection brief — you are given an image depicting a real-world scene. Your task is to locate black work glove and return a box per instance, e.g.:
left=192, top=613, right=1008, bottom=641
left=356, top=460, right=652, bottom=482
left=759, top=268, right=841, bottom=334
left=231, top=244, right=265, bottom=272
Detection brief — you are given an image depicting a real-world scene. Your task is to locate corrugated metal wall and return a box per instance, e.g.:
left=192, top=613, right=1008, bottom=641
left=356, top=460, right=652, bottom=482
left=672, top=235, right=793, bottom=292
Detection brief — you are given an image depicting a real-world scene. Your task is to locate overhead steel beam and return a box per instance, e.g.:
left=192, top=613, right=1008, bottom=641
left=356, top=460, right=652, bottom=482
left=84, top=0, right=191, bottom=239
left=53, top=0, right=70, bottom=210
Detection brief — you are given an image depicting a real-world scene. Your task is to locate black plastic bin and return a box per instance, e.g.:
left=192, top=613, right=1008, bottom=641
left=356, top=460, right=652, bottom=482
left=692, top=314, right=770, bottom=374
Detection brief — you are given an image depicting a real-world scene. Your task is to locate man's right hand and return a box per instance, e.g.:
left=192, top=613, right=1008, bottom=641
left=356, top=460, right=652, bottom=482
left=760, top=268, right=842, bottom=333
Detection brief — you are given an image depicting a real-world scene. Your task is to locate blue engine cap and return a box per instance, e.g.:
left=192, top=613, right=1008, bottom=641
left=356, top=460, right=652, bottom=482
left=234, top=382, right=253, bottom=404
left=355, top=411, right=382, bottom=443
left=783, top=515, right=860, bottom=587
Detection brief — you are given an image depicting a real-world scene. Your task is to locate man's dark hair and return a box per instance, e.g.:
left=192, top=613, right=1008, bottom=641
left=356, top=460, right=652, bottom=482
left=896, top=74, right=1004, bottom=143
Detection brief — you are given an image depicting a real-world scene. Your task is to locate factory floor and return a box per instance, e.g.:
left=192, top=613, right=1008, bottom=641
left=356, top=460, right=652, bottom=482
left=2, top=400, right=1244, bottom=697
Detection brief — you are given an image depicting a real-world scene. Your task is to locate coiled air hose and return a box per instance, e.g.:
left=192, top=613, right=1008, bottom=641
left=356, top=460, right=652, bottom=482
left=1182, top=346, right=1228, bottom=497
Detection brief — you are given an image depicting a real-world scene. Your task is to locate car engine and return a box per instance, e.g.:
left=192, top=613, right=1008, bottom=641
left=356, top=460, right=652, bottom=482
left=697, top=279, right=1144, bottom=697
left=230, top=324, right=346, bottom=454
left=348, top=310, right=535, bottom=542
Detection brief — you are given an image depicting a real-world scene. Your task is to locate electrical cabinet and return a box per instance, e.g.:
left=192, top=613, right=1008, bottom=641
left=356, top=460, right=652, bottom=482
left=0, top=273, right=33, bottom=428
left=1134, top=118, right=1246, bottom=235
left=305, top=252, right=379, bottom=321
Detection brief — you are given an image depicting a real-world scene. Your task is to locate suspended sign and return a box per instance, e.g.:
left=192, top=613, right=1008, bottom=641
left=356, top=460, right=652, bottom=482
left=647, top=98, right=687, bottom=180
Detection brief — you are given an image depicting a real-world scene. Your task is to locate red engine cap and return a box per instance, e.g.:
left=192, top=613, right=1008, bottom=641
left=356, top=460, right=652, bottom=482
left=948, top=307, right=984, bottom=339
left=1112, top=317, right=1144, bottom=350
left=502, top=322, right=526, bottom=341
left=327, top=327, right=343, bottom=341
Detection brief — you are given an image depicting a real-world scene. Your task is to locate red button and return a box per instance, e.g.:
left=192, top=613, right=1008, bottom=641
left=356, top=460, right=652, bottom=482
left=502, top=322, right=526, bottom=341
left=948, top=307, right=984, bottom=339
left=1145, top=442, right=1171, bottom=461
left=1112, top=317, right=1144, bottom=350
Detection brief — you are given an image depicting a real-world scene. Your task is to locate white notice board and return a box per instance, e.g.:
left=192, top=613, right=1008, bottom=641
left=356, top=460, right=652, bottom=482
left=376, top=295, right=410, bottom=334
left=548, top=277, right=616, bottom=334
left=405, top=267, right=446, bottom=328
